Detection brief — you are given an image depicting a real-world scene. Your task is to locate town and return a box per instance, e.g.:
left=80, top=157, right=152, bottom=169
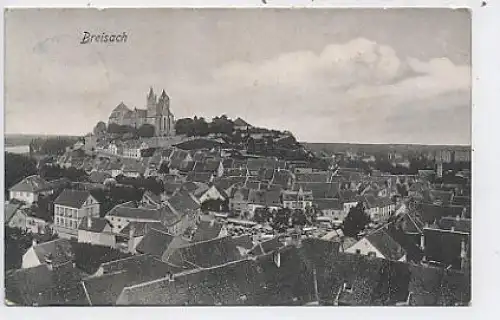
left=4, top=87, right=471, bottom=306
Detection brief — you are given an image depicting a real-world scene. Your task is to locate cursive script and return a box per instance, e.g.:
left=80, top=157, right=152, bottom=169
left=80, top=31, right=128, bottom=44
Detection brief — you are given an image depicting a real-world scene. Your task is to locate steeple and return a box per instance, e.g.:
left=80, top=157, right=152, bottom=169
left=148, top=87, right=155, bottom=99
left=159, top=89, right=169, bottom=101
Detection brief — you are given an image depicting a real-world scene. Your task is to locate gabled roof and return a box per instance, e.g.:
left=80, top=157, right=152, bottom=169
left=193, top=220, right=224, bottom=242
left=78, top=217, right=112, bottom=233
left=119, top=221, right=168, bottom=238
left=106, top=203, right=162, bottom=221
left=294, top=182, right=340, bottom=199
left=54, top=189, right=95, bottom=209
left=83, top=255, right=180, bottom=305
left=9, top=175, right=50, bottom=193
left=314, top=198, right=342, bottom=211
left=233, top=117, right=251, bottom=127
left=249, top=237, right=285, bottom=256
left=295, top=172, right=332, bottom=183
left=438, top=217, right=471, bottom=234
left=5, top=202, right=22, bottom=222
left=135, top=228, right=177, bottom=257
left=32, top=238, right=75, bottom=267
left=5, top=262, right=88, bottom=306
left=365, top=227, right=406, bottom=261
left=166, top=191, right=201, bottom=213
left=167, top=236, right=244, bottom=269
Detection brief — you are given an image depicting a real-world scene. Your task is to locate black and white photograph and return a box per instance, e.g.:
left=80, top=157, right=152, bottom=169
left=3, top=8, right=471, bottom=306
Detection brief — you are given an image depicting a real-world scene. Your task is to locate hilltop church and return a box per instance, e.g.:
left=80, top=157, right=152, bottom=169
left=108, top=88, right=175, bottom=136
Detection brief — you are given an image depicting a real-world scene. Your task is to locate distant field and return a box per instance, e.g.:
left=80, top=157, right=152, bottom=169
left=5, top=134, right=81, bottom=147
left=303, top=142, right=472, bottom=155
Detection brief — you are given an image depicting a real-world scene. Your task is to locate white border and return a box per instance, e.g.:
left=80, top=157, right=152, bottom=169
left=1, top=0, right=499, bottom=319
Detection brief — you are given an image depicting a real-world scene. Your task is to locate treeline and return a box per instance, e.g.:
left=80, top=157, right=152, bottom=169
left=4, top=152, right=38, bottom=196
left=30, top=136, right=80, bottom=155
left=106, top=123, right=155, bottom=138
left=39, top=164, right=89, bottom=182
left=175, top=115, right=235, bottom=137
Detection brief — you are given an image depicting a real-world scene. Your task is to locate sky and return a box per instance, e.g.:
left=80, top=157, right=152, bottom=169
left=4, top=8, right=471, bottom=145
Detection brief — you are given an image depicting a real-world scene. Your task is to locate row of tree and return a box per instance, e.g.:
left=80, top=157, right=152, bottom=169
left=175, top=115, right=235, bottom=137
left=105, top=122, right=156, bottom=138
left=29, top=136, right=80, bottom=156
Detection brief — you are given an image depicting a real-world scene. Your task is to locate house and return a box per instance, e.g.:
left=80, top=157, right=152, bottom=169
left=135, top=228, right=189, bottom=260
left=5, top=202, right=25, bottom=230
left=108, top=162, right=123, bottom=177
left=123, top=140, right=147, bottom=159
left=165, top=236, right=245, bottom=269
left=141, top=190, right=166, bottom=208
left=198, top=185, right=228, bottom=204
left=77, top=216, right=116, bottom=248
left=345, top=227, right=406, bottom=262
left=234, top=117, right=252, bottom=131
left=294, top=182, right=340, bottom=200
left=294, top=172, right=332, bottom=183
left=22, top=238, right=75, bottom=269
left=282, top=188, right=313, bottom=210
left=186, top=171, right=214, bottom=184
left=105, top=202, right=166, bottom=233
left=193, top=159, right=224, bottom=177
left=89, top=171, right=112, bottom=184
left=247, top=189, right=282, bottom=216
left=116, top=221, right=168, bottom=253
left=362, top=195, right=395, bottom=223
left=9, top=175, right=52, bottom=205
left=192, top=220, right=228, bottom=242
left=108, top=142, right=122, bottom=156
left=229, top=187, right=251, bottom=215
left=53, top=189, right=100, bottom=239
left=313, top=199, right=345, bottom=224
left=121, top=161, right=145, bottom=178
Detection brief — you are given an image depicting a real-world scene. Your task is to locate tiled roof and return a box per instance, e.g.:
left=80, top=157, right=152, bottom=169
left=119, top=221, right=167, bottom=238
left=115, top=239, right=469, bottom=306
left=294, top=182, right=340, bottom=199
left=54, top=189, right=94, bottom=209
left=438, top=217, right=471, bottom=234
left=5, top=202, right=22, bottom=222
left=78, top=217, right=111, bottom=233
left=32, top=238, right=75, bottom=267
left=314, top=198, right=342, bottom=211
left=249, top=237, right=285, bottom=256
left=234, top=117, right=250, bottom=127
left=193, top=220, right=224, bottom=242
left=419, top=203, right=465, bottom=224
left=248, top=189, right=282, bottom=207
left=106, top=203, right=161, bottom=221
left=295, top=172, right=332, bottom=183
left=83, top=255, right=180, bottom=305
left=89, top=171, right=111, bottom=184
left=166, top=191, right=201, bottom=213
left=365, top=227, right=406, bottom=261
left=186, top=171, right=213, bottom=183
left=423, top=228, right=470, bottom=270
left=167, top=236, right=244, bottom=269
left=282, top=190, right=313, bottom=202
left=9, top=175, right=50, bottom=193
left=5, top=262, right=88, bottom=306
left=135, top=228, right=177, bottom=257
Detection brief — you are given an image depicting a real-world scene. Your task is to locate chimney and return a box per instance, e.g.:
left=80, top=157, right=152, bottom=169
left=166, top=272, right=175, bottom=282
left=87, top=216, right=92, bottom=229
left=461, top=207, right=467, bottom=219
left=420, top=234, right=425, bottom=251
left=32, top=238, right=38, bottom=247
left=455, top=215, right=460, bottom=222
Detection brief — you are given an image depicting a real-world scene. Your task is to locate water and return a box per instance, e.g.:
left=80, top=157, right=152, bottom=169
left=5, top=145, right=30, bottom=154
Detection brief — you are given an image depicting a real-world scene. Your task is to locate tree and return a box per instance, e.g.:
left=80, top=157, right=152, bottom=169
left=5, top=152, right=38, bottom=197
left=342, top=202, right=371, bottom=237
left=175, top=118, right=195, bottom=135
left=137, top=124, right=155, bottom=138
left=93, top=121, right=107, bottom=136
left=71, top=241, right=132, bottom=274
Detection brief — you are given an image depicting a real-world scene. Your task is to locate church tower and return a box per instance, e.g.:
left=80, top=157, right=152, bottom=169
left=156, top=89, right=174, bottom=136
left=146, top=87, right=157, bottom=119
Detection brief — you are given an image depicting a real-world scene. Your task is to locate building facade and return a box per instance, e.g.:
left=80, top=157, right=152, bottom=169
left=53, top=190, right=100, bottom=239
